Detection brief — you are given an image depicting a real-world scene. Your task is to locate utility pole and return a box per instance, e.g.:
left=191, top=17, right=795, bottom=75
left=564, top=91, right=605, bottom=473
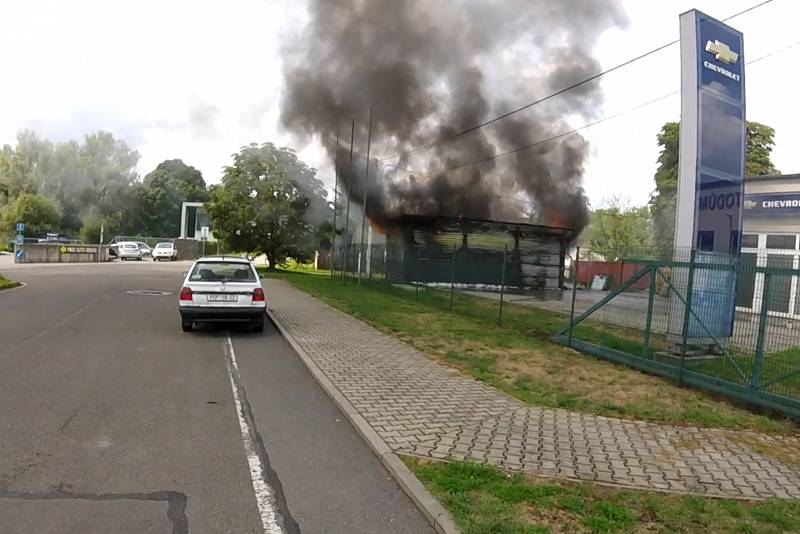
left=330, top=131, right=340, bottom=279
left=342, top=119, right=355, bottom=283
left=98, top=223, right=104, bottom=263
left=358, top=107, right=373, bottom=286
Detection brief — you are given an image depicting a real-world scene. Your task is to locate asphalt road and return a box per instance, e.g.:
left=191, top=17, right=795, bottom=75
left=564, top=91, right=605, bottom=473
left=0, top=257, right=432, bottom=534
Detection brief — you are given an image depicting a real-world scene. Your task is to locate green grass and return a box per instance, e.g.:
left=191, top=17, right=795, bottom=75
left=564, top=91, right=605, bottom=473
left=688, top=347, right=800, bottom=401
left=406, top=458, right=800, bottom=534
left=0, top=274, right=20, bottom=291
left=261, top=269, right=798, bottom=435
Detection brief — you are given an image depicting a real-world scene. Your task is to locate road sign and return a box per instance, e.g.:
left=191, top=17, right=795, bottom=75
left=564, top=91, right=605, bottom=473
left=16, top=223, right=24, bottom=233
left=201, top=226, right=209, bottom=240
left=15, top=249, right=23, bottom=260
left=15, top=234, right=24, bottom=246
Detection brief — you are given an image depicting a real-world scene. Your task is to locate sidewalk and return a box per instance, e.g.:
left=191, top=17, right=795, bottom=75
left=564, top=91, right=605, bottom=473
left=265, top=279, right=800, bottom=499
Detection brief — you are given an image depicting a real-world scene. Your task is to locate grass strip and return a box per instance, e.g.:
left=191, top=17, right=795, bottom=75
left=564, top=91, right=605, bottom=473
left=406, top=457, right=800, bottom=534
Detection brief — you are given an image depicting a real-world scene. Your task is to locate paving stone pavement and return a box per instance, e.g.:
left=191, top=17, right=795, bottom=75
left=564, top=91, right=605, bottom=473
left=265, top=279, right=800, bottom=499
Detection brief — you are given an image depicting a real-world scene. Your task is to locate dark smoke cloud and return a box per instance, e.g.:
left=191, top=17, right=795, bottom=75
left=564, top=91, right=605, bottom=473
left=280, top=0, right=627, bottom=234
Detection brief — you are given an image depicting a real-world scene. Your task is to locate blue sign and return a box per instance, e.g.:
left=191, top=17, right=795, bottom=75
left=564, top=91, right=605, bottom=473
left=743, top=193, right=800, bottom=216
left=15, top=234, right=24, bottom=246
left=15, top=249, right=23, bottom=260
left=16, top=222, right=24, bottom=233
left=675, top=10, right=745, bottom=340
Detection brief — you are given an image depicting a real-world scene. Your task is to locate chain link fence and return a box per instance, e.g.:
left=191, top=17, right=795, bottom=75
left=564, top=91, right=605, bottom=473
left=555, top=247, right=800, bottom=417
left=325, top=241, right=800, bottom=417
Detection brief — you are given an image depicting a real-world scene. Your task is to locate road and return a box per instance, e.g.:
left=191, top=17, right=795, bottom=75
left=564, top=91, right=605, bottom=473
left=0, top=257, right=433, bottom=534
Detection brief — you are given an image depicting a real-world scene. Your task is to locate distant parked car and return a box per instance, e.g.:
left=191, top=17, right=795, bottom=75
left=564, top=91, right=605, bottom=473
left=117, top=242, right=143, bottom=261
left=135, top=242, right=153, bottom=258
left=37, top=233, right=72, bottom=244
left=152, top=242, right=177, bottom=261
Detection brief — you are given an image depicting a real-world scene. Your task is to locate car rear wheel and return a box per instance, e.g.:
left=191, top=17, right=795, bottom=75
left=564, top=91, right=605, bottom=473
left=252, top=316, right=264, bottom=333
left=181, top=318, right=193, bottom=332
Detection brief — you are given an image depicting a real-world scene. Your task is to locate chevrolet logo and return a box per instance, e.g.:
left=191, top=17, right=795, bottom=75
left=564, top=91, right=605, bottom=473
left=743, top=200, right=757, bottom=210
left=705, top=40, right=739, bottom=64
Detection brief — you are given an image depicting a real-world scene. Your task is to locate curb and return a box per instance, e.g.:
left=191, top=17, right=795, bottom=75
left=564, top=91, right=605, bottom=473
left=266, top=306, right=461, bottom=534
left=0, top=281, right=27, bottom=294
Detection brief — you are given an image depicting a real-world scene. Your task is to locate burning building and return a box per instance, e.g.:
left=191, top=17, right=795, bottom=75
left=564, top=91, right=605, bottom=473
left=280, top=0, right=627, bottom=276
left=383, top=215, right=573, bottom=296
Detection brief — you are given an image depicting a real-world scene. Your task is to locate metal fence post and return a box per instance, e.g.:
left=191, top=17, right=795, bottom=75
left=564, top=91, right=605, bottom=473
left=568, top=247, right=580, bottom=347
left=751, top=272, right=771, bottom=389
left=498, top=245, right=507, bottom=326
left=383, top=247, right=388, bottom=284
left=415, top=245, right=421, bottom=299
left=679, top=249, right=697, bottom=385
left=642, top=264, right=657, bottom=358
left=450, top=243, right=457, bottom=310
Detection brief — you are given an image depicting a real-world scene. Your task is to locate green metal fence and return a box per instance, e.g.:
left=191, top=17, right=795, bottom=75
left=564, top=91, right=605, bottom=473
left=327, top=241, right=800, bottom=418
left=330, top=240, right=566, bottom=324
left=554, top=247, right=800, bottom=418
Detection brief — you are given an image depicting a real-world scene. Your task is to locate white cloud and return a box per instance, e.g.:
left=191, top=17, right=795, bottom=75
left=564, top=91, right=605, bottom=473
left=0, top=0, right=797, bottom=208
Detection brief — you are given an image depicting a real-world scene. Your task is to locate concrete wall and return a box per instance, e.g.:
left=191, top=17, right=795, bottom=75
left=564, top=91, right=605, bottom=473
left=16, top=244, right=109, bottom=263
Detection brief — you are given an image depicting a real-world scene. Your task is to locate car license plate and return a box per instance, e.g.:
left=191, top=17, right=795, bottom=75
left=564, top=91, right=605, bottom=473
left=207, top=294, right=237, bottom=302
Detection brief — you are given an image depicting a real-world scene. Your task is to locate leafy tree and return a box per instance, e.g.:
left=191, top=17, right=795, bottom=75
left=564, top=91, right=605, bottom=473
left=207, top=143, right=327, bottom=269
left=583, top=197, right=652, bottom=260
left=0, top=130, right=141, bottom=237
left=746, top=122, right=780, bottom=176
left=649, top=120, right=779, bottom=250
left=1, top=193, right=61, bottom=238
left=134, top=159, right=208, bottom=237
left=0, top=131, right=53, bottom=203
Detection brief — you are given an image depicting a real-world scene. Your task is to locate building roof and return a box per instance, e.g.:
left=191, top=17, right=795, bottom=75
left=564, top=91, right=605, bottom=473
left=746, top=173, right=800, bottom=182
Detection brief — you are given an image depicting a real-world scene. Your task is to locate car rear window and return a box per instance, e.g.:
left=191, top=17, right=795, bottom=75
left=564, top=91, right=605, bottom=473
left=190, top=262, right=256, bottom=282
left=155, top=243, right=173, bottom=249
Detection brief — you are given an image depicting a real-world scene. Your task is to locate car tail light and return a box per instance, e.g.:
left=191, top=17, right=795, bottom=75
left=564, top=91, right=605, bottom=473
left=252, top=288, right=265, bottom=302
left=180, top=287, right=193, bottom=301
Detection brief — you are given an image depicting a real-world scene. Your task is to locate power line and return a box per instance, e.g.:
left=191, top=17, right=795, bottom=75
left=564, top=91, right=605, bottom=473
left=379, top=0, right=776, bottom=162
left=391, top=36, right=795, bottom=179
left=747, top=39, right=800, bottom=64
left=319, top=31, right=793, bottom=185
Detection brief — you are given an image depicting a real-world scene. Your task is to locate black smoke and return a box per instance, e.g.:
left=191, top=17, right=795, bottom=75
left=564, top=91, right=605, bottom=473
left=280, top=0, right=627, bottom=233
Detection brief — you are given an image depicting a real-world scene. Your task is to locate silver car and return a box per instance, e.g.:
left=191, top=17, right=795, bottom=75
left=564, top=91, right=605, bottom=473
left=117, top=242, right=143, bottom=261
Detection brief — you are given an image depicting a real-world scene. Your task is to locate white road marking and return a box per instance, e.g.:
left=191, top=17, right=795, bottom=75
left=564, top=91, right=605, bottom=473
left=224, top=333, right=285, bottom=534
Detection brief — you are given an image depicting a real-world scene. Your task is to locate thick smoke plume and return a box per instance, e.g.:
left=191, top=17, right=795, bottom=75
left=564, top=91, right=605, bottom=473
left=281, top=0, right=626, bottom=234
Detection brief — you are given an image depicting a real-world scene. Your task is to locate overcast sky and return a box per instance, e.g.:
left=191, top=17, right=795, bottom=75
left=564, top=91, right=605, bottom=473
left=0, top=0, right=797, bottom=210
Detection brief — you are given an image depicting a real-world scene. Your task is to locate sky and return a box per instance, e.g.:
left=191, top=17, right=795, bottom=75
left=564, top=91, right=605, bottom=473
left=0, top=0, right=797, bottom=211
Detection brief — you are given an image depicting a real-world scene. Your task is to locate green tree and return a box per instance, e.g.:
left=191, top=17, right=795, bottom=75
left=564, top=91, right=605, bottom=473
left=134, top=159, right=208, bottom=237
left=649, top=120, right=779, bottom=250
left=583, top=197, right=652, bottom=260
left=1, top=193, right=61, bottom=238
left=0, top=130, right=141, bottom=238
left=746, top=122, right=780, bottom=176
left=207, top=143, right=326, bottom=269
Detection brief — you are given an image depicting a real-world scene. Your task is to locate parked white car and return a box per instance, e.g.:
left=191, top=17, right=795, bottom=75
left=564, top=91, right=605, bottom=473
left=117, top=242, right=144, bottom=261
left=152, top=242, right=178, bottom=261
left=178, top=257, right=266, bottom=332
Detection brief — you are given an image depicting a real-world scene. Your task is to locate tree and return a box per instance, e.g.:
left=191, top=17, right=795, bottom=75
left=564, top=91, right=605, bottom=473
left=583, top=197, right=652, bottom=260
left=746, top=122, right=780, bottom=176
left=134, top=159, right=208, bottom=237
left=0, top=130, right=142, bottom=238
left=1, top=193, right=61, bottom=238
left=649, top=120, right=779, bottom=250
left=207, top=143, right=327, bottom=269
